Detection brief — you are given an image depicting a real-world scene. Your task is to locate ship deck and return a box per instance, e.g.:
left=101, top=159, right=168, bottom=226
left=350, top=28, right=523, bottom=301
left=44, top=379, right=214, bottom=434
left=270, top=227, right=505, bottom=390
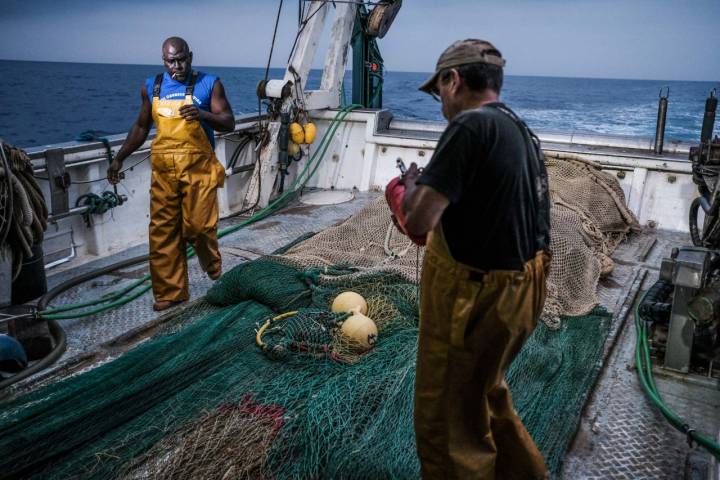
left=7, top=189, right=720, bottom=479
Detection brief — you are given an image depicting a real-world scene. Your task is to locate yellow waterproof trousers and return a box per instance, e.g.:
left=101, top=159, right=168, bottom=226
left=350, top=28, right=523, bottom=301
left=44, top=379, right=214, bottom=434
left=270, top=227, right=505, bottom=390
left=148, top=95, right=225, bottom=302
left=415, top=227, right=550, bottom=479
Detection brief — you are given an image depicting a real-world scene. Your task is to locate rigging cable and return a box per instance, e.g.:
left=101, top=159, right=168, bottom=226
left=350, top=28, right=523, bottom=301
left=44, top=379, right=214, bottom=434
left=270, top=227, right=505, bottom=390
left=287, top=1, right=328, bottom=64
left=35, top=154, right=150, bottom=184
left=264, top=0, right=285, bottom=83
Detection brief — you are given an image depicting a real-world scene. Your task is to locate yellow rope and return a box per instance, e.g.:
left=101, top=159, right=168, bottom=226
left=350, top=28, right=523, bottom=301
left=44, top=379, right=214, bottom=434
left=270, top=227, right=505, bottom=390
left=255, top=311, right=299, bottom=348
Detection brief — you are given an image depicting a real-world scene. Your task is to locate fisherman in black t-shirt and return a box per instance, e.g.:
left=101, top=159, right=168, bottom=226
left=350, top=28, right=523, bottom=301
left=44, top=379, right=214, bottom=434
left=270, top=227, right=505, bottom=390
left=385, top=39, right=551, bottom=479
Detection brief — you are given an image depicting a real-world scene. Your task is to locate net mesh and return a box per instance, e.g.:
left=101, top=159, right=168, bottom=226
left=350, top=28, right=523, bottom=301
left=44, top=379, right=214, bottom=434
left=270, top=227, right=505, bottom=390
left=123, top=394, right=285, bottom=480
left=274, top=198, right=422, bottom=282
left=0, top=155, right=631, bottom=478
left=543, top=153, right=638, bottom=326
left=275, top=153, right=637, bottom=328
left=0, top=268, right=611, bottom=480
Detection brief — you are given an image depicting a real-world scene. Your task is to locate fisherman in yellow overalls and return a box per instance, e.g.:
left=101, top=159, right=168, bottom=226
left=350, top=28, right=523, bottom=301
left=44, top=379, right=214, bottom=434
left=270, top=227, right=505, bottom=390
left=108, top=37, right=235, bottom=311
left=386, top=39, right=551, bottom=479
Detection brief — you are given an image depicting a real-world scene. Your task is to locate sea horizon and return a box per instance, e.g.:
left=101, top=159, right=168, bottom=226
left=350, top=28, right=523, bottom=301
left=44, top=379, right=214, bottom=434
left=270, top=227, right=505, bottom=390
left=1, top=59, right=717, bottom=148
left=1, top=58, right=716, bottom=84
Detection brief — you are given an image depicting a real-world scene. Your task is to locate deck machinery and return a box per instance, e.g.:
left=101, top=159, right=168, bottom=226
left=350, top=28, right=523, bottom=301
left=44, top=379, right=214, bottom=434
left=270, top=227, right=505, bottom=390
left=644, top=90, right=720, bottom=375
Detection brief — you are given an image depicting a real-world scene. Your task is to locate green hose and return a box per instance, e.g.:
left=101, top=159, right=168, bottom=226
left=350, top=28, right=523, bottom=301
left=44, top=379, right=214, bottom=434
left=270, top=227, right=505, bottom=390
left=39, top=105, right=360, bottom=319
left=634, top=289, right=720, bottom=458
left=41, top=283, right=152, bottom=320
left=41, top=276, right=150, bottom=314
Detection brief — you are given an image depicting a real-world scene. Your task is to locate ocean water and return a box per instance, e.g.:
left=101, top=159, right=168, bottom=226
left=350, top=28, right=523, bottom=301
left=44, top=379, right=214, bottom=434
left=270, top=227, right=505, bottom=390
left=0, top=60, right=717, bottom=149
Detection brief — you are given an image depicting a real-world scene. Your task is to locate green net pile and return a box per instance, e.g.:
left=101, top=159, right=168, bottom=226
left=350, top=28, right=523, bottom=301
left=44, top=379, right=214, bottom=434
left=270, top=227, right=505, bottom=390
left=0, top=254, right=611, bottom=479
left=0, top=153, right=637, bottom=478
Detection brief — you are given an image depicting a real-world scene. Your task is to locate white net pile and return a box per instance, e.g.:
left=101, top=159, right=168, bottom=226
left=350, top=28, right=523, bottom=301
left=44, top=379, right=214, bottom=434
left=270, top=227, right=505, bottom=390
left=273, top=198, right=422, bottom=282
left=541, top=154, right=638, bottom=326
left=277, top=153, right=637, bottom=327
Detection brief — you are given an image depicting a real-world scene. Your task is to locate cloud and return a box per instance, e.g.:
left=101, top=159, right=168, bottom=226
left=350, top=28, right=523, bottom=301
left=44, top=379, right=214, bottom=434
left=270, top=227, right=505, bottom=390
left=1, top=0, right=718, bottom=80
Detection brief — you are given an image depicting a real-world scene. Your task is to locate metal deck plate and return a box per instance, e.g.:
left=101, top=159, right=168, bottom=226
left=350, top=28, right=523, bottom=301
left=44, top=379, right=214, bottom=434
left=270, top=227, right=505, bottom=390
left=35, top=190, right=379, bottom=369
left=11, top=203, right=720, bottom=478
left=563, top=230, right=720, bottom=479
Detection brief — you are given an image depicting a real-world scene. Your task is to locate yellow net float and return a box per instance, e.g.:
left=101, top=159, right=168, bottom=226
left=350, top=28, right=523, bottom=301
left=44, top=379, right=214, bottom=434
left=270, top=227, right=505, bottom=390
left=303, top=122, right=316, bottom=144
left=290, top=122, right=305, bottom=144
left=331, top=291, right=368, bottom=315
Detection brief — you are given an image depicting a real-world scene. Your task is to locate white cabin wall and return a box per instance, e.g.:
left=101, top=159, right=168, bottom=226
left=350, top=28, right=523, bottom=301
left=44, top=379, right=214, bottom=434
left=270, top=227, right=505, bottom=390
left=303, top=115, right=369, bottom=190
left=305, top=110, right=437, bottom=191
left=29, top=130, right=261, bottom=267
left=216, top=135, right=257, bottom=215
left=55, top=149, right=153, bottom=258
left=634, top=170, right=696, bottom=231
left=597, top=167, right=694, bottom=231
left=27, top=110, right=697, bottom=273
left=307, top=109, right=697, bottom=234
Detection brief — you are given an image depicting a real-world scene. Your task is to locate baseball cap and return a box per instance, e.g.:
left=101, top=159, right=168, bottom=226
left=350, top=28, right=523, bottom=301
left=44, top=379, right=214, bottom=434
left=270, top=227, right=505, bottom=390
left=419, top=39, right=505, bottom=94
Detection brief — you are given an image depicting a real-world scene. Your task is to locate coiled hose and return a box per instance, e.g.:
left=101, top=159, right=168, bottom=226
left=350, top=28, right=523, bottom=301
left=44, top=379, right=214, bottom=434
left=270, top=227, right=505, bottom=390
left=689, top=196, right=704, bottom=247
left=0, top=254, right=151, bottom=390
left=0, top=144, right=48, bottom=280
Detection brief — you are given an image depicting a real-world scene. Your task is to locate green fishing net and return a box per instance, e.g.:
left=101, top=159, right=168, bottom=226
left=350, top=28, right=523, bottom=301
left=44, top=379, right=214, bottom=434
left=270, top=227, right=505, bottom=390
left=0, top=258, right=611, bottom=479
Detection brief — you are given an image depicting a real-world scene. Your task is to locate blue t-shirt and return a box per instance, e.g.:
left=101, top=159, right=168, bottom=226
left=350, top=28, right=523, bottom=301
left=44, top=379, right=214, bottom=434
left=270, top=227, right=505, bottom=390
left=145, top=71, right=218, bottom=148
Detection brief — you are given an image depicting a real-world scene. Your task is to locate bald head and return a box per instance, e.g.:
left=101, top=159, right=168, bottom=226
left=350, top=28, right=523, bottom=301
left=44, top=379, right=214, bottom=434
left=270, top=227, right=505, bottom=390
left=162, top=37, right=189, bottom=54
left=162, top=37, right=193, bottom=82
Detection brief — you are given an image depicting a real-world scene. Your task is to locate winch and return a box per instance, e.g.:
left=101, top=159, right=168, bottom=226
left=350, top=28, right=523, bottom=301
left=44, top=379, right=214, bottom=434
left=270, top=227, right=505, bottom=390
left=642, top=247, right=720, bottom=373
left=642, top=89, right=720, bottom=375
left=689, top=89, right=720, bottom=248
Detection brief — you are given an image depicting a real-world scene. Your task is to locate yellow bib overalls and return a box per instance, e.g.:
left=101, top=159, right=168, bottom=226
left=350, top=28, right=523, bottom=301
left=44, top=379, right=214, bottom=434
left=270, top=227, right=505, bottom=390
left=415, top=225, right=550, bottom=479
left=148, top=72, right=225, bottom=302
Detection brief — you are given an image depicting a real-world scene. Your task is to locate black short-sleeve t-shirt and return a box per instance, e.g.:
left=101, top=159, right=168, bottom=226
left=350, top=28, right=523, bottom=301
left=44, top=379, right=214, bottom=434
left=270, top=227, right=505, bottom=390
left=417, top=103, right=550, bottom=271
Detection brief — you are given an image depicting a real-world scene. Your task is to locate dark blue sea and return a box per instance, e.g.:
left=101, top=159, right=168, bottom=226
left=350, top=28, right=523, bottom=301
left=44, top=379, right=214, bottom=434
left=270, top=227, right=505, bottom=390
left=0, top=60, right=717, bottom=148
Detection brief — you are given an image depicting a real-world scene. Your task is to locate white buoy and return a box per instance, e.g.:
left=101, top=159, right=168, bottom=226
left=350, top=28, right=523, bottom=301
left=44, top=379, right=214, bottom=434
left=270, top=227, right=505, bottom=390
left=331, top=291, right=368, bottom=315
left=340, top=312, right=378, bottom=350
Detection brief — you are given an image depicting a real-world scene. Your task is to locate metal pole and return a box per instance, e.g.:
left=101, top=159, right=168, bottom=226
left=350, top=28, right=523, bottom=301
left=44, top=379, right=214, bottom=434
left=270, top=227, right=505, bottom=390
left=351, top=5, right=368, bottom=107
left=701, top=89, right=717, bottom=144
left=654, top=86, right=669, bottom=155
left=46, top=206, right=90, bottom=223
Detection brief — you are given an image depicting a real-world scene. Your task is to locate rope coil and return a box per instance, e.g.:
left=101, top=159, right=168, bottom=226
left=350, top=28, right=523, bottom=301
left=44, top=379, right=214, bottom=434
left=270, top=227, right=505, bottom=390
left=75, top=191, right=124, bottom=226
left=0, top=144, right=48, bottom=280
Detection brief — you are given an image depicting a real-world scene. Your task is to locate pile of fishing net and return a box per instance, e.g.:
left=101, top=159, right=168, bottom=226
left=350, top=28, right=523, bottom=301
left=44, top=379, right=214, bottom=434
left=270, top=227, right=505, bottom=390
left=0, top=259, right=612, bottom=479
left=274, top=152, right=637, bottom=328
left=542, top=153, right=638, bottom=327
left=0, top=155, right=633, bottom=478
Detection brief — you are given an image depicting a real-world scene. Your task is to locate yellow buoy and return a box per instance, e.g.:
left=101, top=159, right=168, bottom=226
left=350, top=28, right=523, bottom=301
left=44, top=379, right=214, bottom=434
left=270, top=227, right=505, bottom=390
left=290, top=122, right=305, bottom=144
left=340, top=312, right=378, bottom=350
left=288, top=141, right=301, bottom=158
left=331, top=291, right=368, bottom=315
left=303, top=122, right=317, bottom=144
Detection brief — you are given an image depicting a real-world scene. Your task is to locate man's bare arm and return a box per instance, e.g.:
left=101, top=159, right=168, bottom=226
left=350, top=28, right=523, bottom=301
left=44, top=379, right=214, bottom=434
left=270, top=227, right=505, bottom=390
left=107, top=86, right=153, bottom=183
left=402, top=163, right=450, bottom=238
left=178, top=80, right=235, bottom=132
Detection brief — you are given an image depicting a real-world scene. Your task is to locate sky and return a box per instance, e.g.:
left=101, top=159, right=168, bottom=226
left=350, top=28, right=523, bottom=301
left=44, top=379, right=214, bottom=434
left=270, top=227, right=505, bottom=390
left=0, top=0, right=718, bottom=81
